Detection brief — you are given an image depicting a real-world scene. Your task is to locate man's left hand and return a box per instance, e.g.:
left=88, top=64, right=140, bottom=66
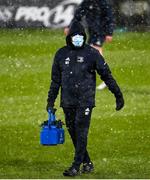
left=116, top=96, right=124, bottom=111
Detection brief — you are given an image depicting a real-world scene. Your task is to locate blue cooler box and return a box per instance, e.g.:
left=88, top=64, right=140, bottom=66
left=40, top=110, right=65, bottom=146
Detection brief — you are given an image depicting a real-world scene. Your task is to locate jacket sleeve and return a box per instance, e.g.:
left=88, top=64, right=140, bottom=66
left=72, top=0, right=89, bottom=22
left=99, top=0, right=114, bottom=36
left=95, top=52, right=123, bottom=98
left=47, top=52, right=61, bottom=107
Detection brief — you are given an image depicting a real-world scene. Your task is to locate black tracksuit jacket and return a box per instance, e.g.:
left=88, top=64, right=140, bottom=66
left=47, top=21, right=122, bottom=108
left=72, top=0, right=114, bottom=36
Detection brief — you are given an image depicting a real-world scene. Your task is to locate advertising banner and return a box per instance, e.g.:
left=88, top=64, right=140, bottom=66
left=0, top=0, right=150, bottom=30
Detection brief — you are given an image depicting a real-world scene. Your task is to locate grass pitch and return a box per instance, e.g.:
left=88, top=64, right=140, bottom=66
left=0, top=29, right=150, bottom=178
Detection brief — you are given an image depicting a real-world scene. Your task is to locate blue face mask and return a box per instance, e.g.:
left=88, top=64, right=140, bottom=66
left=71, top=34, right=84, bottom=47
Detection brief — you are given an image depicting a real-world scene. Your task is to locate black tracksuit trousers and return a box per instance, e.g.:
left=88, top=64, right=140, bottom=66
left=63, top=107, right=93, bottom=169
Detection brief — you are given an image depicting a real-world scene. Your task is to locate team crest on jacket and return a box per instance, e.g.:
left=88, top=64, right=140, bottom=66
left=77, top=56, right=84, bottom=63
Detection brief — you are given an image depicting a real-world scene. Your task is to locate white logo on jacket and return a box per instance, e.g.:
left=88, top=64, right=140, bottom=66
left=77, top=56, right=84, bottom=63
left=65, top=57, right=70, bottom=65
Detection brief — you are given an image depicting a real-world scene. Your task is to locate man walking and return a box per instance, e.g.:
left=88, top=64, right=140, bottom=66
left=47, top=20, right=124, bottom=177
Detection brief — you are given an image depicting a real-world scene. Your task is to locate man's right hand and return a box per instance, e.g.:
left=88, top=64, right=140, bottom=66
left=46, top=104, right=56, bottom=114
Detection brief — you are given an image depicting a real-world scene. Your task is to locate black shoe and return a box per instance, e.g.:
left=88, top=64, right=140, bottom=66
left=81, top=162, right=94, bottom=173
left=63, top=166, right=80, bottom=177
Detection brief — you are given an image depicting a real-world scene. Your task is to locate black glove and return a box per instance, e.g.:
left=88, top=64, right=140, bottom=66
left=46, top=103, right=56, bottom=114
left=115, top=95, right=124, bottom=111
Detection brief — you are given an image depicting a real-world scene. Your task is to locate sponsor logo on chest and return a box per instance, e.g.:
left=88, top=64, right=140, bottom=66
left=65, top=56, right=85, bottom=65
left=77, top=56, right=84, bottom=63
left=65, top=57, right=70, bottom=65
